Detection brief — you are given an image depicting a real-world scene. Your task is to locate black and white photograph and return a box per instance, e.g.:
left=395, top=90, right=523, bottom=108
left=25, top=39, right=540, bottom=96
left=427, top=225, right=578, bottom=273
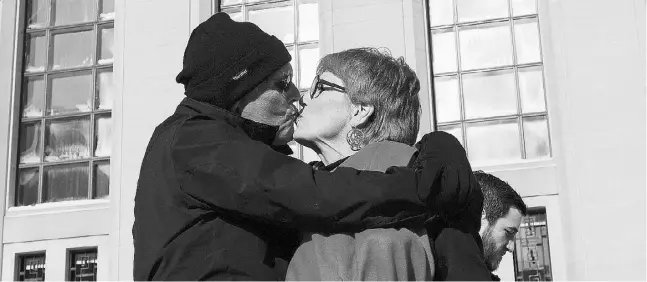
left=0, top=0, right=644, bottom=281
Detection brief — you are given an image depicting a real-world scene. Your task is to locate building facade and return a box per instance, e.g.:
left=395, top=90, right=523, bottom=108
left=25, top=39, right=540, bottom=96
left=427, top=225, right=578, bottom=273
left=0, top=0, right=644, bottom=280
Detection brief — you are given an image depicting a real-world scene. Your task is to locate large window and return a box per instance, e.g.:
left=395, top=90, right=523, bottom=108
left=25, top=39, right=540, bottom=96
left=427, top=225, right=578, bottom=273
left=513, top=208, right=554, bottom=281
left=428, top=0, right=551, bottom=166
left=16, top=253, right=46, bottom=281
left=219, top=0, right=320, bottom=161
left=15, top=0, right=114, bottom=206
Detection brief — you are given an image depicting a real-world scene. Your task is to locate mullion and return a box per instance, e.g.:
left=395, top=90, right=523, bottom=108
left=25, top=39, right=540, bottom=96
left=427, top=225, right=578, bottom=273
left=451, top=0, right=468, bottom=155
left=20, top=156, right=110, bottom=169
left=508, top=0, right=526, bottom=159
left=533, top=10, right=553, bottom=158
left=434, top=62, right=542, bottom=77
left=292, top=0, right=304, bottom=161
left=437, top=112, right=547, bottom=126
left=430, top=14, right=537, bottom=31
left=36, top=0, right=56, bottom=204
left=88, top=9, right=100, bottom=199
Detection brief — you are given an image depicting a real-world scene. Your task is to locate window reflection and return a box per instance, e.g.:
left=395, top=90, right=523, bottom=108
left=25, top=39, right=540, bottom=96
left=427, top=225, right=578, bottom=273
left=298, top=47, right=319, bottom=88
left=45, top=118, right=91, bottom=162
left=69, top=249, right=98, bottom=281
left=23, top=76, right=45, bottom=117
left=53, top=0, right=95, bottom=26
left=17, top=168, right=40, bottom=206
left=48, top=71, right=92, bottom=116
left=459, top=22, right=513, bottom=70
left=51, top=30, right=94, bottom=70
left=19, top=122, right=41, bottom=164
left=466, top=119, right=521, bottom=164
left=513, top=208, right=554, bottom=281
left=17, top=253, right=46, bottom=281
left=434, top=76, right=461, bottom=123
left=462, top=69, right=517, bottom=119
left=43, top=163, right=89, bottom=203
left=248, top=5, right=294, bottom=44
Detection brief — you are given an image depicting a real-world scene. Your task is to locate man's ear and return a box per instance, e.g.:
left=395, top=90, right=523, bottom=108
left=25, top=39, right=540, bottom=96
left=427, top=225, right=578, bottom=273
left=350, top=104, right=374, bottom=127
left=479, top=212, right=489, bottom=236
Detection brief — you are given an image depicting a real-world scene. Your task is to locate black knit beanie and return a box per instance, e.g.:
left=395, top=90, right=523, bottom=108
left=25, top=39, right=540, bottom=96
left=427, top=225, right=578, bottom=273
left=176, top=13, right=291, bottom=109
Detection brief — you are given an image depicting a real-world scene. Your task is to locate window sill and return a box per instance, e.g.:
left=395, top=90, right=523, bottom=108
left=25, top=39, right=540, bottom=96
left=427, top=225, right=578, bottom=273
left=5, top=199, right=110, bottom=218
left=472, top=157, right=556, bottom=173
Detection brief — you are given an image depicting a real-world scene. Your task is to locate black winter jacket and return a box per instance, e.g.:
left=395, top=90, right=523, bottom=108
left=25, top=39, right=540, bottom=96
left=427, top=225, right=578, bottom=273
left=132, top=98, right=483, bottom=280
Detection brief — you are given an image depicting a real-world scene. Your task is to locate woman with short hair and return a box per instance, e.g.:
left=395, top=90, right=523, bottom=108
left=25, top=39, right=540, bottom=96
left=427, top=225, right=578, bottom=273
left=287, top=48, right=432, bottom=280
left=286, top=47, right=491, bottom=281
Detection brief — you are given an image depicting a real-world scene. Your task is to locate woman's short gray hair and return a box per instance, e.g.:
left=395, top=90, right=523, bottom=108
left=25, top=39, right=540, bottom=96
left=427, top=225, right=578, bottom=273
left=316, top=47, right=421, bottom=146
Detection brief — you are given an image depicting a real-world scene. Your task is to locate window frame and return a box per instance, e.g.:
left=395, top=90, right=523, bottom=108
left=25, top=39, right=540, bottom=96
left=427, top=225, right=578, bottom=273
left=67, top=247, right=98, bottom=281
left=428, top=0, right=553, bottom=167
left=15, top=252, right=46, bottom=281
left=9, top=0, right=115, bottom=208
left=217, top=0, right=320, bottom=161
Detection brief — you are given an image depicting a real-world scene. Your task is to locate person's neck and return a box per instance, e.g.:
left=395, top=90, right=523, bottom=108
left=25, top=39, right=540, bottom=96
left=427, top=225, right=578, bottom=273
left=309, top=138, right=354, bottom=166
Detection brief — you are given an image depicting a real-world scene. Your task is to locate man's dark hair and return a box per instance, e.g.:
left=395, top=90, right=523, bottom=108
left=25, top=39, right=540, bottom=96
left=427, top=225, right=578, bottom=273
left=474, top=171, right=527, bottom=225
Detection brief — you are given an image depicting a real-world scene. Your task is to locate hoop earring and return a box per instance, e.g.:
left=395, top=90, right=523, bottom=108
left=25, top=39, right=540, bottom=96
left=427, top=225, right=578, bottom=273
left=346, top=127, right=365, bottom=151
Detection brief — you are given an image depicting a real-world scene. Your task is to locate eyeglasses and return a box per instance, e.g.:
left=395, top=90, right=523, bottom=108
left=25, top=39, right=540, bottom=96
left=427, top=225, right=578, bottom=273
left=309, top=74, right=346, bottom=99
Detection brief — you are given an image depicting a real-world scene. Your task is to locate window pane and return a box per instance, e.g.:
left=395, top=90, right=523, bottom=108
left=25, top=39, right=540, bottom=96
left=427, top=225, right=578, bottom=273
left=462, top=69, right=517, bottom=119
left=43, top=163, right=89, bottom=203
left=25, top=33, right=46, bottom=72
left=514, top=19, right=541, bottom=64
left=430, top=0, right=454, bottom=27
left=95, top=115, right=112, bottom=157
left=17, top=253, right=46, bottom=281
left=513, top=209, right=554, bottom=281
left=227, top=10, right=243, bottom=22
left=48, top=71, right=92, bottom=115
left=512, top=0, right=536, bottom=16
left=434, top=76, right=461, bottom=122
left=432, top=30, right=457, bottom=74
left=69, top=249, right=98, bottom=281
left=96, top=69, right=114, bottom=110
left=459, top=22, right=513, bottom=70
left=53, top=0, right=96, bottom=26
left=519, top=66, right=546, bottom=113
left=466, top=119, right=521, bottom=164
left=298, top=1, right=319, bottom=42
left=22, top=76, right=45, bottom=117
left=248, top=5, right=294, bottom=44
left=222, top=0, right=242, bottom=6
left=523, top=116, right=550, bottom=158
left=457, top=0, right=508, bottom=23
left=51, top=29, right=94, bottom=70
left=298, top=46, right=319, bottom=88
left=45, top=117, right=91, bottom=162
left=16, top=167, right=39, bottom=206
left=99, top=26, right=114, bottom=64
left=26, top=0, right=49, bottom=29
left=100, top=0, right=115, bottom=20
left=94, top=161, right=110, bottom=198
left=438, top=123, right=464, bottom=147
left=19, top=122, right=42, bottom=164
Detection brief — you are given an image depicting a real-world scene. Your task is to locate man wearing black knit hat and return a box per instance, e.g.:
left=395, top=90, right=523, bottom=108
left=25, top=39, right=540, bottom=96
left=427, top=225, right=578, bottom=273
left=133, top=13, right=487, bottom=280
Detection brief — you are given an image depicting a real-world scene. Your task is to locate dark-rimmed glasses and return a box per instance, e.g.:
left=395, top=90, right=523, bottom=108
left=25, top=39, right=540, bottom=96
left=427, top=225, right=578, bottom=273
left=308, top=74, right=346, bottom=99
